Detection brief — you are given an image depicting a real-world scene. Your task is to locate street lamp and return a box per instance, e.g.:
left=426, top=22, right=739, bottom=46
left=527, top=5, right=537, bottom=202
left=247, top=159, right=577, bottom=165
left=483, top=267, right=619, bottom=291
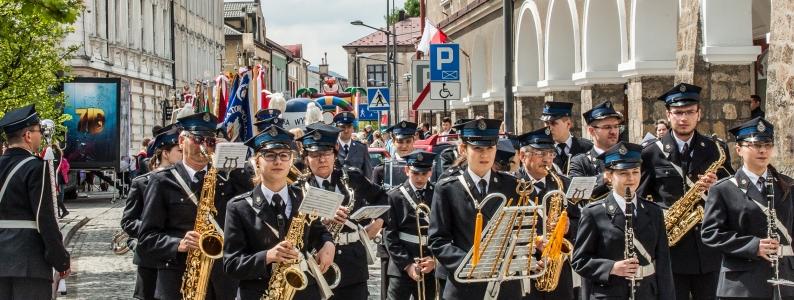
left=351, top=19, right=397, bottom=126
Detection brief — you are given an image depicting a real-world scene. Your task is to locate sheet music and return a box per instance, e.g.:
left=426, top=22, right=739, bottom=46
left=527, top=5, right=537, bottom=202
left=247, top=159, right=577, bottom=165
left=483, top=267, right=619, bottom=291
left=349, top=205, right=390, bottom=220
left=566, top=176, right=597, bottom=200
left=299, top=186, right=345, bottom=219
left=212, top=142, right=248, bottom=169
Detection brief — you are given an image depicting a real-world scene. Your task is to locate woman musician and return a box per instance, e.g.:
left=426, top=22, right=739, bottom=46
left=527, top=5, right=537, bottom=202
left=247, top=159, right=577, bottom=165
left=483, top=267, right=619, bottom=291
left=571, top=142, right=674, bottom=299
left=222, top=124, right=336, bottom=300
left=701, top=117, right=794, bottom=300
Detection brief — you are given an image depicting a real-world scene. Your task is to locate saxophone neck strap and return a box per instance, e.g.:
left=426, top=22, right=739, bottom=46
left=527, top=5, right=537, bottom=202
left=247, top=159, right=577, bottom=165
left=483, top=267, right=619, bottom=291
left=399, top=186, right=428, bottom=223
left=171, top=169, right=223, bottom=235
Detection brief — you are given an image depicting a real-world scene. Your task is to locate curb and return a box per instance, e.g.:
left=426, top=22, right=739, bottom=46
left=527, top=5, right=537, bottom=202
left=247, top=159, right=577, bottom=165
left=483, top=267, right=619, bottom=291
left=61, top=216, right=90, bottom=246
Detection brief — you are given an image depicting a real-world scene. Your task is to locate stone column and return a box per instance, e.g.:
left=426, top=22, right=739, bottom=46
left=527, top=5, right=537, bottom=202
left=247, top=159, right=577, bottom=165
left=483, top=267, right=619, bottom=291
left=676, top=0, right=754, bottom=142
left=626, top=76, right=674, bottom=143
left=515, top=96, right=545, bottom=133
left=488, top=102, right=504, bottom=120
left=579, top=84, right=626, bottom=138
left=544, top=91, right=584, bottom=136
left=766, top=0, right=794, bottom=176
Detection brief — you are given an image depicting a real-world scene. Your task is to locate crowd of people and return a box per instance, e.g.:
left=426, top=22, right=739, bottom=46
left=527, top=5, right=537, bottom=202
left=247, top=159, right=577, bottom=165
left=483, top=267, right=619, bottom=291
left=0, top=84, right=789, bottom=300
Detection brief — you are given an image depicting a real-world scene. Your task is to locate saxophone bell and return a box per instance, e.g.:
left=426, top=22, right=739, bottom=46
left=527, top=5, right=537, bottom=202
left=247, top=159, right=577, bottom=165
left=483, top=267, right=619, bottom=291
left=198, top=231, right=224, bottom=260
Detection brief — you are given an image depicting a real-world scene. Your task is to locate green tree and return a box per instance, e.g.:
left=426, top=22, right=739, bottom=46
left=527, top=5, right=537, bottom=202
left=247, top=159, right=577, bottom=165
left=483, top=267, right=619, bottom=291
left=0, top=0, right=82, bottom=139
left=404, top=0, right=420, bottom=17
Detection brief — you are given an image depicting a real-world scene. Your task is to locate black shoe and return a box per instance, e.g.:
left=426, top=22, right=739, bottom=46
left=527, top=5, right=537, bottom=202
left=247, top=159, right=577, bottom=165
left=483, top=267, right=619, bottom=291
left=61, top=211, right=69, bottom=218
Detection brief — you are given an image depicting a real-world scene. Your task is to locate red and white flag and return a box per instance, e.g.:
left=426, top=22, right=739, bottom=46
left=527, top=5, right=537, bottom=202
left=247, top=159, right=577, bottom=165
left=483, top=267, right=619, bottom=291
left=254, top=64, right=269, bottom=110
left=417, top=19, right=448, bottom=54
left=213, top=74, right=230, bottom=118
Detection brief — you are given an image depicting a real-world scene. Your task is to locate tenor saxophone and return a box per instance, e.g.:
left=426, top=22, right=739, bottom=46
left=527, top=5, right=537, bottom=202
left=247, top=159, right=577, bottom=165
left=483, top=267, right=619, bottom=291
left=535, top=169, right=573, bottom=292
left=181, top=147, right=224, bottom=300
left=664, top=137, right=726, bottom=246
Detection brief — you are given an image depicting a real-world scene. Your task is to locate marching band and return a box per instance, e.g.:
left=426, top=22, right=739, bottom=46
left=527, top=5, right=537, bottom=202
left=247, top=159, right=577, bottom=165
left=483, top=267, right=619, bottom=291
left=2, top=82, right=793, bottom=300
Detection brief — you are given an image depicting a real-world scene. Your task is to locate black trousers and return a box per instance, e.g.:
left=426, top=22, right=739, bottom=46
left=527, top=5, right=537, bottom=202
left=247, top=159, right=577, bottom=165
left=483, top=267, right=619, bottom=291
left=134, top=265, right=157, bottom=300
left=675, top=272, right=718, bottom=300
left=0, top=277, right=52, bottom=300
left=154, top=262, right=237, bottom=300
left=387, top=275, right=441, bottom=300
left=329, top=281, right=368, bottom=300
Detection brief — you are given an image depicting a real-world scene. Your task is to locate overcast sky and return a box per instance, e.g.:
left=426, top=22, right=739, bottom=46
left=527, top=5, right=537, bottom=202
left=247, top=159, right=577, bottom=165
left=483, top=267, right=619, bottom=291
left=257, top=0, right=407, bottom=78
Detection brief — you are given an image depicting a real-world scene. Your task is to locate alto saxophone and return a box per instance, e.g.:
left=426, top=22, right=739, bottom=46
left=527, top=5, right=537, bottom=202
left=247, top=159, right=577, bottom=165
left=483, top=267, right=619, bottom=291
left=181, top=146, right=224, bottom=300
left=664, top=137, right=726, bottom=246
left=535, top=168, right=574, bottom=292
left=325, top=167, right=356, bottom=241
left=264, top=178, right=317, bottom=300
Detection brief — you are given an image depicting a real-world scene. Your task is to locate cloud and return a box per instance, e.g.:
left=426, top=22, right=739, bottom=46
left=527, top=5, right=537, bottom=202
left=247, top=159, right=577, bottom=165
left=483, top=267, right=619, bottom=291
left=258, top=0, right=406, bottom=78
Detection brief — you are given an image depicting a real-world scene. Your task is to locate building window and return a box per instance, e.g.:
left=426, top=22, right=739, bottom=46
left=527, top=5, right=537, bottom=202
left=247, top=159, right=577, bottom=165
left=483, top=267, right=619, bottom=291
left=366, top=64, right=387, bottom=87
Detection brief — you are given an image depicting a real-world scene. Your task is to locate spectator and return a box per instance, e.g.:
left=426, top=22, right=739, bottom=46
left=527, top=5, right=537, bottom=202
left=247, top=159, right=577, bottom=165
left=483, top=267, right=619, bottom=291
left=370, top=130, right=386, bottom=148
left=655, top=119, right=670, bottom=138
left=52, top=144, right=70, bottom=218
left=420, top=122, right=432, bottom=139
left=750, top=94, right=765, bottom=119
left=364, top=124, right=375, bottom=144
left=136, top=138, right=150, bottom=175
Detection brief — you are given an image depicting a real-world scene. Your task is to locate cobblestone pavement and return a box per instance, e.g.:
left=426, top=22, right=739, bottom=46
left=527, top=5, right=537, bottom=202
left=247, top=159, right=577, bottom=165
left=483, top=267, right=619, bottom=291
left=60, top=194, right=136, bottom=300
left=56, top=192, right=387, bottom=299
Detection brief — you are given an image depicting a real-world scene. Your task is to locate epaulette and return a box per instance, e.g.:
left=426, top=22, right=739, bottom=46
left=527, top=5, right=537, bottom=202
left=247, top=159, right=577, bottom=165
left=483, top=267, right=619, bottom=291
left=131, top=173, right=150, bottom=183
left=585, top=198, right=606, bottom=208
left=713, top=176, right=733, bottom=187
left=641, top=137, right=659, bottom=149
left=343, top=165, right=363, bottom=175
left=230, top=190, right=254, bottom=202
left=437, top=175, right=458, bottom=186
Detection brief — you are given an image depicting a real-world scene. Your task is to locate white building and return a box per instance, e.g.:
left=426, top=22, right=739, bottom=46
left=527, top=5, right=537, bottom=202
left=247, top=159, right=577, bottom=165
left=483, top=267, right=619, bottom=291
left=62, top=0, right=224, bottom=154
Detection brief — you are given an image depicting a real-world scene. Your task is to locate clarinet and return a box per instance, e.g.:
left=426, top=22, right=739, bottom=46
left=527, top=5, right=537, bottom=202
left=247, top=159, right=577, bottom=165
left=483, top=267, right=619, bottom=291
left=766, top=172, right=783, bottom=300
left=624, top=187, right=637, bottom=300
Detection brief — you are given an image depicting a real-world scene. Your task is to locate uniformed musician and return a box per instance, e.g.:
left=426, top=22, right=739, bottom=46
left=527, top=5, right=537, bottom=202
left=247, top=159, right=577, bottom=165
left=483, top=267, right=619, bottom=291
left=384, top=150, right=442, bottom=299
left=540, top=102, right=594, bottom=175
left=701, top=117, right=794, bottom=299
left=0, top=104, right=70, bottom=299
left=436, top=118, right=472, bottom=181
left=334, top=112, right=372, bottom=179
left=493, top=138, right=520, bottom=175
left=428, top=118, right=523, bottom=299
left=223, top=124, right=336, bottom=300
left=372, top=121, right=418, bottom=188
left=572, top=142, right=674, bottom=300
left=137, top=112, right=240, bottom=300
left=515, top=127, right=576, bottom=300
left=121, top=123, right=182, bottom=300
left=637, top=83, right=734, bottom=300
left=299, top=123, right=387, bottom=300
left=569, top=100, right=624, bottom=201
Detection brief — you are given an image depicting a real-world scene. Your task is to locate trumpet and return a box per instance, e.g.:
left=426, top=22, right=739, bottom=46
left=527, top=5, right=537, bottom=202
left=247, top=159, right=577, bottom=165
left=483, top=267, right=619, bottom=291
left=414, top=203, right=439, bottom=300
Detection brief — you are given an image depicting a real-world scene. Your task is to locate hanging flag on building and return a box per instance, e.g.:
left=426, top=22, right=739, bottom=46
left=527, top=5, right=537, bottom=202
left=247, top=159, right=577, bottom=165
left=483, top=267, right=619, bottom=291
left=221, top=71, right=253, bottom=142
left=417, top=19, right=448, bottom=54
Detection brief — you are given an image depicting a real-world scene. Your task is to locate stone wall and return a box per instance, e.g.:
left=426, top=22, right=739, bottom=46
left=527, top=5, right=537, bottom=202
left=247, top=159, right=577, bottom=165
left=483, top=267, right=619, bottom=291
left=766, top=0, right=794, bottom=176
left=469, top=104, right=489, bottom=119
left=451, top=108, right=469, bottom=122
left=488, top=102, right=504, bottom=121
left=544, top=91, right=584, bottom=137
left=580, top=84, right=626, bottom=138
left=515, top=96, right=545, bottom=134
left=626, top=76, right=675, bottom=143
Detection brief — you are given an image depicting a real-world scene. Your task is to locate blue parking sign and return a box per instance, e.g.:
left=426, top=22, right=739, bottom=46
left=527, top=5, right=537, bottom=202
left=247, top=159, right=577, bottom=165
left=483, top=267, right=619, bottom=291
left=430, top=44, right=460, bottom=81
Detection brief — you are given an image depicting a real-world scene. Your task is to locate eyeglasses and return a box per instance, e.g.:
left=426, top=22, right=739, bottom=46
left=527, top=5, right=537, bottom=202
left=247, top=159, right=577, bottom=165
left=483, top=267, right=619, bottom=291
left=591, top=124, right=625, bottom=132
left=262, top=152, right=293, bottom=162
left=669, top=109, right=699, bottom=118
left=529, top=151, right=556, bottom=158
left=189, top=134, right=216, bottom=147
left=739, top=142, right=774, bottom=151
left=410, top=170, right=431, bottom=175
left=307, top=151, right=335, bottom=159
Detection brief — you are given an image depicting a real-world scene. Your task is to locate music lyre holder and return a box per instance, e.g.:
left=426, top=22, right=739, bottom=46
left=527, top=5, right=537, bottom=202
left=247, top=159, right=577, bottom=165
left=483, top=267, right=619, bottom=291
left=769, top=278, right=794, bottom=287
left=454, top=192, right=546, bottom=300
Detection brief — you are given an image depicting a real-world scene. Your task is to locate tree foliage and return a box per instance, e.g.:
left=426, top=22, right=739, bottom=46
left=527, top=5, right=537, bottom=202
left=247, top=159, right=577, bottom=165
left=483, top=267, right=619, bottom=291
left=0, top=0, right=82, bottom=139
left=386, top=0, right=421, bottom=25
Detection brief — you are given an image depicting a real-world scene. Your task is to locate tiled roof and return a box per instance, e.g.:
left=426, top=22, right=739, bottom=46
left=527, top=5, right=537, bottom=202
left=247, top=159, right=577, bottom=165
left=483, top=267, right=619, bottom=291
left=344, top=17, right=421, bottom=48
left=224, top=25, right=242, bottom=36
left=224, top=1, right=255, bottom=19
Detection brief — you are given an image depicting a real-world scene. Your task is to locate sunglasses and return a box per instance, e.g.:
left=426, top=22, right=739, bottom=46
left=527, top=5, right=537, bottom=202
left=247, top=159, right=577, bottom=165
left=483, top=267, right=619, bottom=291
left=189, top=134, right=217, bottom=147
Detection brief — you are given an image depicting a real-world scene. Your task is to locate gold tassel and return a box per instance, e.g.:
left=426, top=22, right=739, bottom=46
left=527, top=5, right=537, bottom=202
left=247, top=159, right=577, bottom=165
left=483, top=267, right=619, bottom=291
left=472, top=209, right=483, bottom=266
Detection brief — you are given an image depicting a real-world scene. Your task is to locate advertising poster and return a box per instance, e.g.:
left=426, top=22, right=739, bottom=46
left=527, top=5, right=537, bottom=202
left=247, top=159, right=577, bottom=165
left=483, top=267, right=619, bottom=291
left=63, top=78, right=121, bottom=171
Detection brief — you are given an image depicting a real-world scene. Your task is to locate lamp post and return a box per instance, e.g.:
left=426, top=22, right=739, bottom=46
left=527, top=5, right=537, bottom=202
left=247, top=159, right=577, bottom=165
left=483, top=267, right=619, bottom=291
left=351, top=20, right=396, bottom=126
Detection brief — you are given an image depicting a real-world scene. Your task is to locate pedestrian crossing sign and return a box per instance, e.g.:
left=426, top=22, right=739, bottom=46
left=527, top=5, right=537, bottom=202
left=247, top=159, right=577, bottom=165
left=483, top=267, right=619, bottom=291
left=367, top=87, right=390, bottom=111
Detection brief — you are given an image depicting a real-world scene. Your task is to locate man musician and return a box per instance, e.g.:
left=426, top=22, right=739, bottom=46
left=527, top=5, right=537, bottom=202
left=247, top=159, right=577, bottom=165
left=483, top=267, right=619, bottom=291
left=637, top=83, right=734, bottom=300
left=702, top=117, right=794, bottom=299
left=137, top=112, right=240, bottom=300
left=385, top=150, right=441, bottom=299
left=572, top=142, right=674, bottom=299
left=569, top=100, right=625, bottom=201
left=334, top=112, right=372, bottom=179
left=299, top=123, right=387, bottom=299
left=222, top=124, right=335, bottom=300
left=540, top=102, right=593, bottom=176
left=0, top=105, right=70, bottom=299
left=372, top=121, right=418, bottom=188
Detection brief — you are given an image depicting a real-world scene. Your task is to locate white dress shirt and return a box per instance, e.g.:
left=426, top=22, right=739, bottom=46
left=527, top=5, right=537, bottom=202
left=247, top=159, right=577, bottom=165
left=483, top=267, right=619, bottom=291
left=314, top=175, right=340, bottom=193
left=183, top=163, right=208, bottom=183
left=260, top=184, right=292, bottom=216
left=467, top=168, right=492, bottom=195
left=612, top=190, right=638, bottom=215
left=741, top=167, right=769, bottom=192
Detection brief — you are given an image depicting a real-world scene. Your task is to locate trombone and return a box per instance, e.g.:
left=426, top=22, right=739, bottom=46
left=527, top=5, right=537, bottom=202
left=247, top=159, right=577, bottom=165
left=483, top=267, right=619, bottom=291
left=415, top=203, right=440, bottom=300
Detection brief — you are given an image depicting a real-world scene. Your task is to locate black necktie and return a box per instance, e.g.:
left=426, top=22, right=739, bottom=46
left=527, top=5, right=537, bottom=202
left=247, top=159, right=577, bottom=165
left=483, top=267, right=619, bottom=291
left=272, top=194, right=287, bottom=235
left=758, top=176, right=767, bottom=193
left=322, top=180, right=334, bottom=192
left=557, top=143, right=567, bottom=156
left=416, top=189, right=425, bottom=203
left=534, top=181, right=546, bottom=193
left=681, top=143, right=691, bottom=184
left=192, top=170, right=206, bottom=190
left=478, top=179, right=488, bottom=198
left=341, top=144, right=350, bottom=158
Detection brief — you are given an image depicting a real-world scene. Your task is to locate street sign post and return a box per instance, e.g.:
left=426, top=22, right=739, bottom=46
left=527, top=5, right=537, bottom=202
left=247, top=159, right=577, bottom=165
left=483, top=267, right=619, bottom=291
left=430, top=82, right=461, bottom=101
left=429, top=44, right=460, bottom=81
left=367, top=87, right=390, bottom=111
